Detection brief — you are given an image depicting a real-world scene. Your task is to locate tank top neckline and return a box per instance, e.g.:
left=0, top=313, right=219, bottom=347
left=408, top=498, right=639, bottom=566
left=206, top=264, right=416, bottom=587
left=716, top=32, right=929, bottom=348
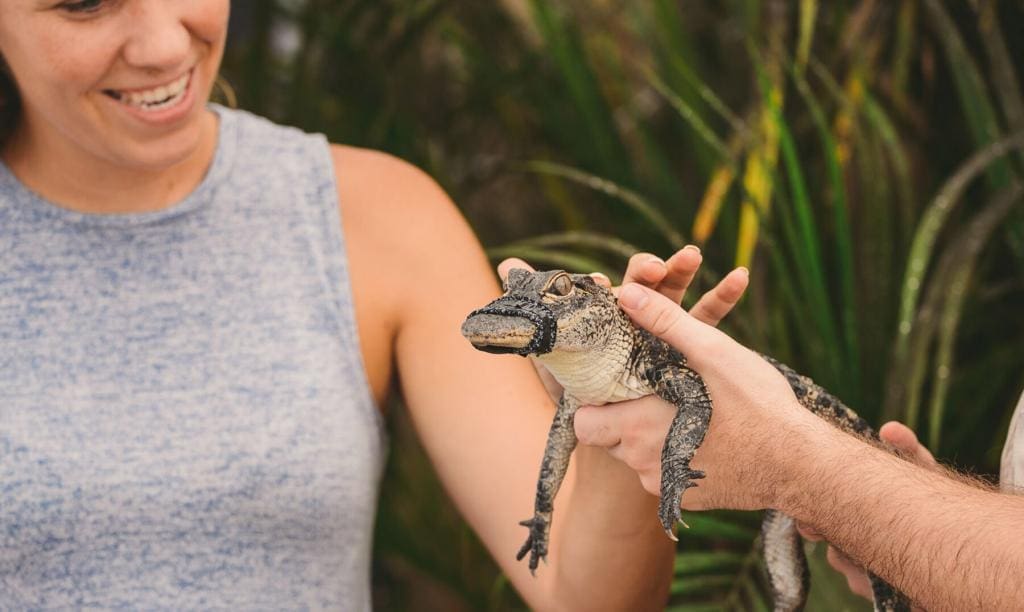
left=0, top=104, right=236, bottom=228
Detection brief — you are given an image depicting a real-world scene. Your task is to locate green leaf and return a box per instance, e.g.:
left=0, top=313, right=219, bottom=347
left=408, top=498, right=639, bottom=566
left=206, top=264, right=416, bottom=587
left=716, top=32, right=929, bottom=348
left=507, top=231, right=641, bottom=261
left=926, top=183, right=1024, bottom=448
left=674, top=551, right=747, bottom=575
left=679, top=513, right=758, bottom=543
left=892, top=132, right=1024, bottom=424
left=524, top=160, right=687, bottom=249
left=484, top=246, right=612, bottom=278
left=790, top=59, right=861, bottom=400
left=922, top=0, right=1012, bottom=189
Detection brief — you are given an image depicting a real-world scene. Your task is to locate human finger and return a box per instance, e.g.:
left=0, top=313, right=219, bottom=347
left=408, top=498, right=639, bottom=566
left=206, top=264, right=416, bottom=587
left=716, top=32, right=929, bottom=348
left=575, top=397, right=674, bottom=495
left=497, top=258, right=534, bottom=282
left=688, top=267, right=749, bottom=327
left=826, top=547, right=873, bottom=599
left=795, top=521, right=825, bottom=542
left=573, top=404, right=624, bottom=448
left=617, top=283, right=733, bottom=372
left=620, top=252, right=668, bottom=291
left=590, top=272, right=612, bottom=288
left=574, top=396, right=671, bottom=449
left=879, top=421, right=937, bottom=467
left=656, top=245, right=703, bottom=304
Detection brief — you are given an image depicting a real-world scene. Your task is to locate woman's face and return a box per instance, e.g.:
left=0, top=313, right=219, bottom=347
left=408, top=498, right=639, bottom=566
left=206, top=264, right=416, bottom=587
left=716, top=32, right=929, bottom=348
left=0, top=0, right=229, bottom=171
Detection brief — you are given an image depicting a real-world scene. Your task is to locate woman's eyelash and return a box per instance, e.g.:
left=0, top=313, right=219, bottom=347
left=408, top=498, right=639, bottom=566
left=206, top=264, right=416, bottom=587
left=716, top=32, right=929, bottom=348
left=59, top=0, right=104, bottom=14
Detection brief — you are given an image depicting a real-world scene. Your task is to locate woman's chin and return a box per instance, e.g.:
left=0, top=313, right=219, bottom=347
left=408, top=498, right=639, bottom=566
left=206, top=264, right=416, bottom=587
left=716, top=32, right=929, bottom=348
left=110, top=111, right=216, bottom=173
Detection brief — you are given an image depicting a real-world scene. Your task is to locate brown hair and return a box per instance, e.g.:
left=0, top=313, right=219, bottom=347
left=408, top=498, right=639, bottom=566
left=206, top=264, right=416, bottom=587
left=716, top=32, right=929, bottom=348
left=0, top=56, right=18, bottom=146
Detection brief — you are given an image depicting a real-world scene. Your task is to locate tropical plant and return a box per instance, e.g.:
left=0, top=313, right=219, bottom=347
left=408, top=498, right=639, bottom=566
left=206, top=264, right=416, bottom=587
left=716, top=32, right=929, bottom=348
left=222, top=1, right=1024, bottom=609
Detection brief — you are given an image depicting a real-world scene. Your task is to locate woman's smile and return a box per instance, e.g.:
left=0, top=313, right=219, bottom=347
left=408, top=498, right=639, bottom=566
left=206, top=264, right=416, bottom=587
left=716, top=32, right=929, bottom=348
left=102, top=67, right=196, bottom=125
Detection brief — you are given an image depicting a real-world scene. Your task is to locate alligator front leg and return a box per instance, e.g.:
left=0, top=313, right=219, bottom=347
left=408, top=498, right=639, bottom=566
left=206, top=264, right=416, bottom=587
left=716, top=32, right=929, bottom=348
left=651, top=365, right=712, bottom=537
left=518, top=394, right=579, bottom=574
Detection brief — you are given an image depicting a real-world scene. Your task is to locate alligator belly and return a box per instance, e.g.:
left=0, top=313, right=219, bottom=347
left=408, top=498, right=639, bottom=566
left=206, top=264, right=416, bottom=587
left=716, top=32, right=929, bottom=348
left=565, top=375, right=651, bottom=406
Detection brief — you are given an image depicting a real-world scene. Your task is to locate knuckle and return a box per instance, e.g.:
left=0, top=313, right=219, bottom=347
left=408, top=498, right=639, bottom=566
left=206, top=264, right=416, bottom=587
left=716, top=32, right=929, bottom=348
left=706, top=297, right=733, bottom=319
left=628, top=252, right=654, bottom=269
left=638, top=472, right=661, bottom=495
left=686, top=333, right=719, bottom=360
left=826, top=546, right=844, bottom=567
left=660, top=273, right=691, bottom=291
left=647, top=305, right=681, bottom=338
left=572, top=410, right=594, bottom=442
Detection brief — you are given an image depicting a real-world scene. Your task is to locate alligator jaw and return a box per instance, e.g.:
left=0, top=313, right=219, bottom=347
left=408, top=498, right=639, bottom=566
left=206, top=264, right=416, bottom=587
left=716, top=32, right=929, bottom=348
left=461, top=313, right=538, bottom=354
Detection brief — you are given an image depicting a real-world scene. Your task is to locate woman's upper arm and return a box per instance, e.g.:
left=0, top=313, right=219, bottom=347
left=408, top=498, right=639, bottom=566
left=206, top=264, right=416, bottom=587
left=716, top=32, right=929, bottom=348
left=332, top=145, right=564, bottom=596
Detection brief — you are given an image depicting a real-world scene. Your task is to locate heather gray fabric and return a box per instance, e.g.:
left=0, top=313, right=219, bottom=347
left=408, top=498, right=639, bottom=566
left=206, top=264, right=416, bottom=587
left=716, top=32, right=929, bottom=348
left=1001, top=389, right=1024, bottom=492
left=0, top=106, right=386, bottom=610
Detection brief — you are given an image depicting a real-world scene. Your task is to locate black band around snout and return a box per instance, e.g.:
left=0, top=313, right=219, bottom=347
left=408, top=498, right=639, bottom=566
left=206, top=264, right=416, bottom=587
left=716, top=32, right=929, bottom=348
left=467, top=296, right=557, bottom=356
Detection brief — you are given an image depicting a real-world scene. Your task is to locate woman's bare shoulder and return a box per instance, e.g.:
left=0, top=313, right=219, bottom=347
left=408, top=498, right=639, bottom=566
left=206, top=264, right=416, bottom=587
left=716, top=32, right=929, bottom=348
left=328, top=143, right=482, bottom=268
left=326, top=144, right=497, bottom=406
left=330, top=144, right=448, bottom=216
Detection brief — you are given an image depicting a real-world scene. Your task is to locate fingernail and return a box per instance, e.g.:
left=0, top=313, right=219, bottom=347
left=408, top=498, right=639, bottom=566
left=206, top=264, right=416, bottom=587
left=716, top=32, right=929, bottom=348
left=618, top=284, right=648, bottom=309
left=646, top=256, right=665, bottom=267
left=683, top=245, right=700, bottom=254
left=737, top=266, right=749, bottom=276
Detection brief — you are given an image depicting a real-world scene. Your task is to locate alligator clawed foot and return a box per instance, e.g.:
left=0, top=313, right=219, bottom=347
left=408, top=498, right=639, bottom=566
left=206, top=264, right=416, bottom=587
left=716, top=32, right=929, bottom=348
left=659, top=467, right=704, bottom=538
left=516, top=515, right=550, bottom=575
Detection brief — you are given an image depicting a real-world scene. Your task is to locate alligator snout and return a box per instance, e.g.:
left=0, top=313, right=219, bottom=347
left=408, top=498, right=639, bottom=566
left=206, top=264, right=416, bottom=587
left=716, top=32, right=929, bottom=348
left=461, top=312, right=537, bottom=353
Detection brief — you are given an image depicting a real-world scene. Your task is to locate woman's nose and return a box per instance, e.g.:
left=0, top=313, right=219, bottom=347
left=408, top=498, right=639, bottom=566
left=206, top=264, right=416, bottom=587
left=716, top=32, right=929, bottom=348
left=121, top=2, right=191, bottom=73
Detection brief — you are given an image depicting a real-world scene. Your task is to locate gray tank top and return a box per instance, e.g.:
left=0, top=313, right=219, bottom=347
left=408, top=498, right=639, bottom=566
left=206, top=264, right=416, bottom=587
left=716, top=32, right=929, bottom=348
left=0, top=106, right=386, bottom=609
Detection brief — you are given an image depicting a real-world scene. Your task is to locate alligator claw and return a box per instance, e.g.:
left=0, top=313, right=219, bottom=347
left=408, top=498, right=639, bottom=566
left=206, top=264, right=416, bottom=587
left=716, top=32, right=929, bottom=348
left=516, top=515, right=550, bottom=575
left=658, top=467, right=704, bottom=536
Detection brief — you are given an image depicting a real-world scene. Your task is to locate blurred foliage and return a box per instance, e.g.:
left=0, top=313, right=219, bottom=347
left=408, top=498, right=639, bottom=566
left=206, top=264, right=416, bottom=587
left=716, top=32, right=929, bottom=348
left=223, top=0, right=1024, bottom=609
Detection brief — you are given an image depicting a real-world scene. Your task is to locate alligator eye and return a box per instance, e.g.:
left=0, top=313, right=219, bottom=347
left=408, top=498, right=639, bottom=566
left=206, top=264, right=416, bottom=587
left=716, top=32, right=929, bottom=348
left=545, top=273, right=574, bottom=297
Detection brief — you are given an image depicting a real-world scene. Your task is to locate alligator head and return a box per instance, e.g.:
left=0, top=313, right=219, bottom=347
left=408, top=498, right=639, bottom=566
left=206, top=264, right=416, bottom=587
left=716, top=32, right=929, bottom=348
left=460, top=269, right=627, bottom=357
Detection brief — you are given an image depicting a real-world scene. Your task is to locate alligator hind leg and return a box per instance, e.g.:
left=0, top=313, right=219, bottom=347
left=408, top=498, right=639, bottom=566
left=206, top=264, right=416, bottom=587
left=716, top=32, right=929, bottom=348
left=652, top=365, right=712, bottom=536
left=761, top=509, right=809, bottom=612
left=518, top=394, right=579, bottom=574
left=869, top=573, right=910, bottom=612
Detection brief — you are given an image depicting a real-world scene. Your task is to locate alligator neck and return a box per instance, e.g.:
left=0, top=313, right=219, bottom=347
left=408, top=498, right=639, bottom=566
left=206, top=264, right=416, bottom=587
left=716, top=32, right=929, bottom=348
left=536, top=322, right=650, bottom=405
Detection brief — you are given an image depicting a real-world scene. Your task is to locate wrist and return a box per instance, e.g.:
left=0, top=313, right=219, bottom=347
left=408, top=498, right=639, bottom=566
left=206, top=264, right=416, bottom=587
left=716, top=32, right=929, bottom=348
left=759, top=405, right=848, bottom=513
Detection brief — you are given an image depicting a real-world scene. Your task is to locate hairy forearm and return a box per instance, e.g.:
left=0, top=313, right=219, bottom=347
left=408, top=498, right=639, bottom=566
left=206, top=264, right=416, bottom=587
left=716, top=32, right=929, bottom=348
left=774, top=414, right=1024, bottom=611
left=543, top=446, right=673, bottom=611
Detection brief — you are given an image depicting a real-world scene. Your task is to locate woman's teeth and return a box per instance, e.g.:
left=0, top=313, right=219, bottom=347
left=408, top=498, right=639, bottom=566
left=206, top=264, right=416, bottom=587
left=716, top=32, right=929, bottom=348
left=110, top=72, right=190, bottom=111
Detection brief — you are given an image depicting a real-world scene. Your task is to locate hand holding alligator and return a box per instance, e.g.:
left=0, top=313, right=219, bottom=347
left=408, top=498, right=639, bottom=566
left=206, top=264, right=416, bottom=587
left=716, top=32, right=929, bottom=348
left=613, top=283, right=926, bottom=610
left=593, top=282, right=804, bottom=512
left=566, top=251, right=751, bottom=504
left=463, top=259, right=916, bottom=610
left=498, top=249, right=753, bottom=506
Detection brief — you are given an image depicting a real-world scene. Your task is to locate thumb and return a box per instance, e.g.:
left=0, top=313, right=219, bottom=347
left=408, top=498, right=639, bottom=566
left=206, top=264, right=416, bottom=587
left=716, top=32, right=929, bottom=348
left=617, top=283, right=726, bottom=371
left=497, top=257, right=534, bottom=282
left=879, top=421, right=937, bottom=467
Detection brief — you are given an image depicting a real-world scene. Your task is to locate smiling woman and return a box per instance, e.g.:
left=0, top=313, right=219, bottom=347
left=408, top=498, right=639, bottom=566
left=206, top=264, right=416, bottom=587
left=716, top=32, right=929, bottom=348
left=0, top=0, right=228, bottom=213
left=0, top=0, right=752, bottom=610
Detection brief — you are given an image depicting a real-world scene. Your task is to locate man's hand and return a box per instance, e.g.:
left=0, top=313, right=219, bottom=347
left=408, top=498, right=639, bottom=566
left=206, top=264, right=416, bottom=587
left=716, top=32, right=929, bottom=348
left=581, top=282, right=815, bottom=511
left=798, top=422, right=936, bottom=601
left=583, top=284, right=1024, bottom=612
left=560, top=259, right=758, bottom=509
